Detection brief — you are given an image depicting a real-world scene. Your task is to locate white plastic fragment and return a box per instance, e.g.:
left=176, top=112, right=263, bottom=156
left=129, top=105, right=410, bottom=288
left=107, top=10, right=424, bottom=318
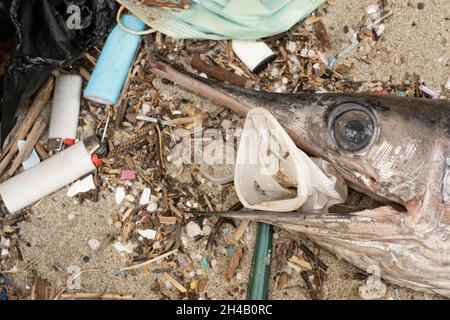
left=17, top=140, right=40, bottom=170
left=146, top=202, right=158, bottom=212
left=137, top=229, right=157, bottom=240
left=286, top=41, right=297, bottom=53
left=67, top=175, right=96, bottom=197
left=142, top=103, right=151, bottom=115
left=113, top=237, right=137, bottom=254
left=234, top=108, right=347, bottom=213
left=115, top=187, right=126, bottom=204
left=186, top=221, right=203, bottom=238
left=88, top=239, right=101, bottom=251
left=139, top=188, right=151, bottom=205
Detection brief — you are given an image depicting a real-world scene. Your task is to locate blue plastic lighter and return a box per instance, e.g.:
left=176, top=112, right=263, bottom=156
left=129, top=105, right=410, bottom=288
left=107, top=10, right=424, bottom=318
left=84, top=15, right=146, bottom=105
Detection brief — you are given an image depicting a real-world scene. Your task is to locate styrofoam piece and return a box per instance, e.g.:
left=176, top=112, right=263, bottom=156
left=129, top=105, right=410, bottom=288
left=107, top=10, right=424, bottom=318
left=137, top=229, right=157, bottom=240
left=232, top=40, right=276, bottom=73
left=234, top=108, right=347, bottom=213
left=139, top=187, right=151, bottom=205
left=48, top=75, right=82, bottom=142
left=17, top=140, right=40, bottom=170
left=83, top=15, right=146, bottom=105
left=67, top=174, right=96, bottom=197
left=115, top=187, right=126, bottom=204
left=0, top=141, right=96, bottom=213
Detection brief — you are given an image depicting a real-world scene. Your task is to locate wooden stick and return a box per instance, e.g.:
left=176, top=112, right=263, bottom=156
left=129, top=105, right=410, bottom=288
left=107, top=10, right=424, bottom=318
left=169, top=115, right=207, bottom=126
left=119, top=249, right=178, bottom=271
left=289, top=255, right=312, bottom=270
left=60, top=293, right=133, bottom=300
left=233, top=219, right=250, bottom=243
left=163, top=272, right=187, bottom=293
left=84, top=52, right=97, bottom=67
left=191, top=54, right=253, bottom=89
left=79, top=67, right=91, bottom=81
left=0, top=77, right=54, bottom=174
left=158, top=215, right=177, bottom=225
left=6, top=120, right=46, bottom=177
left=35, top=143, right=50, bottom=160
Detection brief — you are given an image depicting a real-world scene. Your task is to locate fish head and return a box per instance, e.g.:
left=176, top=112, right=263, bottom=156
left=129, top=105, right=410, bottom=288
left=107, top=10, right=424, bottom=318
left=149, top=56, right=450, bottom=296
left=271, top=93, right=450, bottom=211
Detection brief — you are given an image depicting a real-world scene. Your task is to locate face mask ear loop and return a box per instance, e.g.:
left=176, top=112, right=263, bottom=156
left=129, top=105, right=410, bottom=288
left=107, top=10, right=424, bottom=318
left=116, top=5, right=157, bottom=35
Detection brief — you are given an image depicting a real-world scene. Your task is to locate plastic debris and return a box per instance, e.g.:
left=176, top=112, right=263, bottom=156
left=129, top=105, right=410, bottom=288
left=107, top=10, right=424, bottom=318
left=48, top=75, right=82, bottom=152
left=234, top=108, right=347, bottom=212
left=200, top=256, right=210, bottom=269
left=113, top=269, right=128, bottom=277
left=118, top=0, right=326, bottom=40
left=247, top=223, right=272, bottom=300
left=115, top=187, right=126, bottom=205
left=0, top=137, right=101, bottom=213
left=226, top=247, right=235, bottom=259
left=139, top=188, right=151, bottom=205
left=420, top=84, right=439, bottom=99
left=84, top=15, right=146, bottom=105
left=146, top=202, right=158, bottom=212
left=67, top=175, right=96, bottom=197
left=186, top=221, right=203, bottom=238
left=137, top=229, right=157, bottom=241
left=120, top=170, right=136, bottom=180
left=114, top=238, right=137, bottom=254
left=232, top=40, right=277, bottom=73
left=337, top=35, right=360, bottom=58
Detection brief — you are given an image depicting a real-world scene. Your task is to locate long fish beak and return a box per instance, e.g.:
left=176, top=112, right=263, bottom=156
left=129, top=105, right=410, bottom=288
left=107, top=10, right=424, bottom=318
left=148, top=55, right=254, bottom=116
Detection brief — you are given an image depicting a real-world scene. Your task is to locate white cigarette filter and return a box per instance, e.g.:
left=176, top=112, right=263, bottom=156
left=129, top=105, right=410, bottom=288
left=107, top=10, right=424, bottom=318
left=231, top=40, right=277, bottom=73
left=48, top=75, right=82, bottom=147
left=0, top=140, right=98, bottom=213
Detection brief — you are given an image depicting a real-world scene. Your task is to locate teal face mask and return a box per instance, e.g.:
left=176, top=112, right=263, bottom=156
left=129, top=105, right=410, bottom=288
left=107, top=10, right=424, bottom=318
left=117, top=0, right=325, bottom=40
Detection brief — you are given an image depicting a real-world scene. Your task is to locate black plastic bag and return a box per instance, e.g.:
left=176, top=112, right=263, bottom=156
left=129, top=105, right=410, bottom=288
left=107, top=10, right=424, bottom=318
left=0, top=0, right=116, bottom=145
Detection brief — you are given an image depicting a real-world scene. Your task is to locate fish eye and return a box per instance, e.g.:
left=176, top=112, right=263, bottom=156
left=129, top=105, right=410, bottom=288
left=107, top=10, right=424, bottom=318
left=328, top=103, right=377, bottom=152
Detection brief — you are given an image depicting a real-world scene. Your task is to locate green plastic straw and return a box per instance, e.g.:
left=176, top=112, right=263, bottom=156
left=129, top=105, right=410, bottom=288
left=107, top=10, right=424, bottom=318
left=247, top=222, right=273, bottom=300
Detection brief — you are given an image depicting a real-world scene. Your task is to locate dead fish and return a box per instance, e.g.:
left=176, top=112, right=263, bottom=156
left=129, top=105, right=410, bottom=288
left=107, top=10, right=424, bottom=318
left=149, top=56, right=450, bottom=297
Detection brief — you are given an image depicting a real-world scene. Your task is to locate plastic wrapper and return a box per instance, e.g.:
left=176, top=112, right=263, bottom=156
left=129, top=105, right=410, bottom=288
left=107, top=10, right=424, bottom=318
left=234, top=108, right=347, bottom=213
